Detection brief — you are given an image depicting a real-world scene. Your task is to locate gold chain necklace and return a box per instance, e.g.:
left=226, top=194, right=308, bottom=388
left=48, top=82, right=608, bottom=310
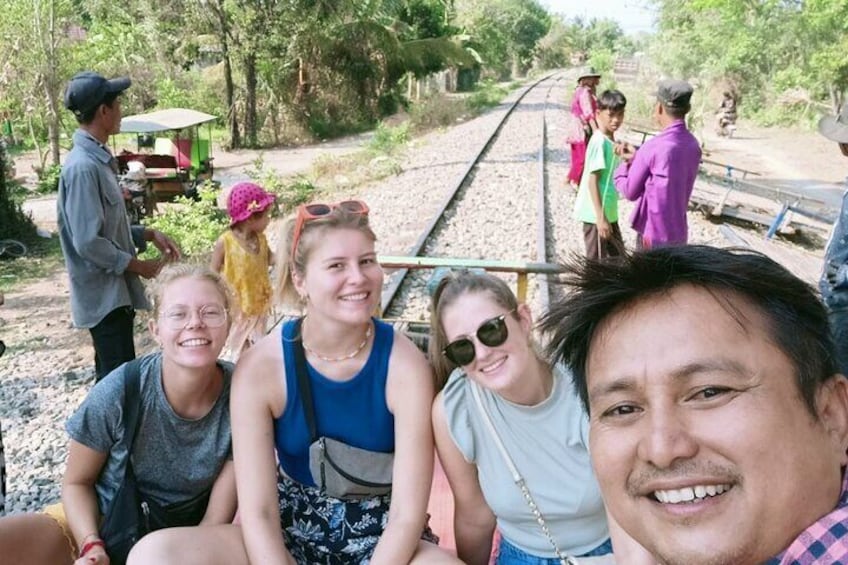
left=302, top=321, right=373, bottom=362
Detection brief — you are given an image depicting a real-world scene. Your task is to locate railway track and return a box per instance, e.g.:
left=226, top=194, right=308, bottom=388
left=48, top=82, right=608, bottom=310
left=380, top=72, right=568, bottom=324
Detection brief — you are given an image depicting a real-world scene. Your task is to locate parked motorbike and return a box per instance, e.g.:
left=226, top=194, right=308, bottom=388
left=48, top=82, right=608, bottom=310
left=716, top=94, right=738, bottom=138
left=717, top=111, right=737, bottom=138
left=119, top=161, right=152, bottom=224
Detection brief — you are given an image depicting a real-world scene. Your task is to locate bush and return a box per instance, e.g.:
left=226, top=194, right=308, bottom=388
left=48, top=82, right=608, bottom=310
left=368, top=123, right=410, bottom=155
left=0, top=140, right=37, bottom=241
left=141, top=184, right=228, bottom=259
left=466, top=80, right=509, bottom=113
left=247, top=156, right=317, bottom=212
left=276, top=176, right=317, bottom=211
left=36, top=164, right=61, bottom=194
left=409, top=95, right=468, bottom=130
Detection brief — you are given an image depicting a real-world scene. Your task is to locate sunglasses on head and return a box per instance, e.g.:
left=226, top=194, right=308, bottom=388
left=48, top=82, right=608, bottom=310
left=443, top=309, right=516, bottom=366
left=290, top=200, right=370, bottom=260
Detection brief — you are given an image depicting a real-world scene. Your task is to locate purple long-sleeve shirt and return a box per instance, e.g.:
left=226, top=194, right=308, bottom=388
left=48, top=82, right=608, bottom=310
left=614, top=120, right=701, bottom=245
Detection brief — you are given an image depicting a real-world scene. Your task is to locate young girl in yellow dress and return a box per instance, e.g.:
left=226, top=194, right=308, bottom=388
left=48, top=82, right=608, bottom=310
left=211, top=182, right=275, bottom=359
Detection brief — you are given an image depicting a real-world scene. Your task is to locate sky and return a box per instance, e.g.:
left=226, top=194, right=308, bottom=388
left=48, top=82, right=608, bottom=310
left=539, top=0, right=657, bottom=34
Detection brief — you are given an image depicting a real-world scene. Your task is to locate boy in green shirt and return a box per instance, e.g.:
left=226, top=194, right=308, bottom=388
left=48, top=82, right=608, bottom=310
left=573, top=90, right=627, bottom=259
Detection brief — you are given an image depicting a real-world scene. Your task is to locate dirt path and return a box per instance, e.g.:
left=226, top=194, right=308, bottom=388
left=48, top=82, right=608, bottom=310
left=700, top=122, right=846, bottom=207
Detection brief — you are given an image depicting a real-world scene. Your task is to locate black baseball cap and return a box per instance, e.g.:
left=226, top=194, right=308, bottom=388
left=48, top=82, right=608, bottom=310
left=64, top=71, right=131, bottom=119
left=655, top=79, right=694, bottom=109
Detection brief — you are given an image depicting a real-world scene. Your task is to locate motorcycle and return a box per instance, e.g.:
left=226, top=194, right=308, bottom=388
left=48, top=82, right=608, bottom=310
left=119, top=161, right=152, bottom=224
left=717, top=111, right=737, bottom=138
left=716, top=98, right=738, bottom=138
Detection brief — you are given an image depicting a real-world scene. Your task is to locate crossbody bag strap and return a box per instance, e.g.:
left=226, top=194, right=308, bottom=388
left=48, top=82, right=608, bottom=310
left=120, top=358, right=144, bottom=460
left=291, top=318, right=319, bottom=443
left=469, top=380, right=578, bottom=565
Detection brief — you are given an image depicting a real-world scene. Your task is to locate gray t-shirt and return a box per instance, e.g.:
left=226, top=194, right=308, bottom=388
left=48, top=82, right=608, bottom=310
left=66, top=352, right=233, bottom=513
left=442, top=363, right=609, bottom=557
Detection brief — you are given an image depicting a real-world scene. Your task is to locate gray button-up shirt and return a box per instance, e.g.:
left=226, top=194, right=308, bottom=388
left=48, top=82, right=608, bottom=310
left=57, top=129, right=149, bottom=328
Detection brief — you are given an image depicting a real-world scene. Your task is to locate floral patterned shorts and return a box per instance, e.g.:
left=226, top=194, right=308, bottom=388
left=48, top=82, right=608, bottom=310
left=277, top=474, right=438, bottom=564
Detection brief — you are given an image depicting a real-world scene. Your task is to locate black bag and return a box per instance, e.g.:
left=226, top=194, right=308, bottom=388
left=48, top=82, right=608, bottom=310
left=99, top=359, right=211, bottom=565
left=292, top=318, right=393, bottom=500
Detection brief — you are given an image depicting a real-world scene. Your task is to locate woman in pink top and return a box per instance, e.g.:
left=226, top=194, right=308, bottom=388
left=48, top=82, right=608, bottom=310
left=567, top=67, right=601, bottom=188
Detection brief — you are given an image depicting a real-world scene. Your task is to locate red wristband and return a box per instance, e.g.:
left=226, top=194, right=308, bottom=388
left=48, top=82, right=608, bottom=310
left=79, top=539, right=105, bottom=558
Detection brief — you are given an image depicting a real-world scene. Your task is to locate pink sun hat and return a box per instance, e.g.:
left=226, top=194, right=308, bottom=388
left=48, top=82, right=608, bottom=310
left=227, top=182, right=276, bottom=226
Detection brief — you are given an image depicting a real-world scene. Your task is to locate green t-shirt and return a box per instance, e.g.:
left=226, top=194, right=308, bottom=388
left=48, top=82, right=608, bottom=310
left=573, top=131, right=620, bottom=224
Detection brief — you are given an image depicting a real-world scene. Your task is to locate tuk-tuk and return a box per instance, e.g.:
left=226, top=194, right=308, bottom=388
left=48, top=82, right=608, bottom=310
left=115, top=108, right=218, bottom=216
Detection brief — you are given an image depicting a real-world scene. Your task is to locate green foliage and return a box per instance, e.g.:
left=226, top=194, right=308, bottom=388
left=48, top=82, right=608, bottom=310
left=456, top=0, right=551, bottom=77
left=587, top=49, right=615, bottom=76
left=142, top=185, right=228, bottom=259
left=0, top=140, right=37, bottom=242
left=535, top=15, right=631, bottom=71
left=277, top=176, right=318, bottom=211
left=247, top=157, right=317, bottom=212
left=466, top=80, right=508, bottom=112
left=0, top=0, right=560, bottom=153
left=368, top=123, right=410, bottom=154
left=648, top=0, right=848, bottom=126
left=36, top=164, right=62, bottom=194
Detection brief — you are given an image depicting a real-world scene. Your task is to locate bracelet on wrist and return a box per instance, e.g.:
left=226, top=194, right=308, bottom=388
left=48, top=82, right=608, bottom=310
left=79, top=539, right=105, bottom=558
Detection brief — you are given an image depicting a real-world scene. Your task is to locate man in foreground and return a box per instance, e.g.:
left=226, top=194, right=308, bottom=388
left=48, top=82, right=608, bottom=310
left=541, top=245, right=848, bottom=564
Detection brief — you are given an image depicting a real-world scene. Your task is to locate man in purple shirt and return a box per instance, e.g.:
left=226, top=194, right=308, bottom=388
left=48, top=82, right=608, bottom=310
left=614, top=79, right=702, bottom=248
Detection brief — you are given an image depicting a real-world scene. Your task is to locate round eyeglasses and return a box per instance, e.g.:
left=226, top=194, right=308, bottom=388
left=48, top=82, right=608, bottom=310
left=159, top=305, right=228, bottom=330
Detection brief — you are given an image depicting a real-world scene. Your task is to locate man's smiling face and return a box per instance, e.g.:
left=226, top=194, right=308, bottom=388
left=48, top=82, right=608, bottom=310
left=586, top=284, right=848, bottom=565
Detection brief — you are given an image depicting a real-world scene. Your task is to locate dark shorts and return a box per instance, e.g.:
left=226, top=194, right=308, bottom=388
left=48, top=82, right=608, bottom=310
left=277, top=474, right=438, bottom=564
left=583, top=222, right=624, bottom=260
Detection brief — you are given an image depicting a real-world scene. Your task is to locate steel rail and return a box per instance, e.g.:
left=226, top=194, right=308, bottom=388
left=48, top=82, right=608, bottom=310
left=535, top=76, right=560, bottom=314
left=381, top=73, right=559, bottom=314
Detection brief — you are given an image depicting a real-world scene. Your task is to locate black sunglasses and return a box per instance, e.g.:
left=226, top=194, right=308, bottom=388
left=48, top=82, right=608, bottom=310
left=443, top=310, right=516, bottom=366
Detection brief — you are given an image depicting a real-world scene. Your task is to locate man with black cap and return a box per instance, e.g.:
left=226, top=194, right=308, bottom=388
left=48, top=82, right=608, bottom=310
left=58, top=71, right=180, bottom=381
left=613, top=79, right=701, bottom=248
left=819, top=103, right=848, bottom=377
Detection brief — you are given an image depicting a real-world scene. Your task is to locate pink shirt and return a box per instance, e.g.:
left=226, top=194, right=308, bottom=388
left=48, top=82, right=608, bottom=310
left=768, top=469, right=848, bottom=564
left=571, top=86, right=597, bottom=124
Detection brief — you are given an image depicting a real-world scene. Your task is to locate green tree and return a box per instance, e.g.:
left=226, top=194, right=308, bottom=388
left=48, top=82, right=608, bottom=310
left=456, top=0, right=550, bottom=77
left=648, top=0, right=845, bottom=121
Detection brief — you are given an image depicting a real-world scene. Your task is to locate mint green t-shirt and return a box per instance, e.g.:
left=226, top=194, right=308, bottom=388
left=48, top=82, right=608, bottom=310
left=573, top=131, right=620, bottom=224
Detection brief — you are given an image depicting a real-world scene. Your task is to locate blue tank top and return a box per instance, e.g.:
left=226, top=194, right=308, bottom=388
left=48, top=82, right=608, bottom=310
left=275, top=317, right=395, bottom=486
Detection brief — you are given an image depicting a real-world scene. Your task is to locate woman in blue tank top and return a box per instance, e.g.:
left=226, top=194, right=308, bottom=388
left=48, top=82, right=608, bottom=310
left=224, top=201, right=460, bottom=564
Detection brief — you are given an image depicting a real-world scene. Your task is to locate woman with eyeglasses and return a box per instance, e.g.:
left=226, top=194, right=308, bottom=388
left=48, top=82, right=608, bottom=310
left=151, top=200, right=461, bottom=565
left=0, top=264, right=237, bottom=565
left=429, top=270, right=653, bottom=565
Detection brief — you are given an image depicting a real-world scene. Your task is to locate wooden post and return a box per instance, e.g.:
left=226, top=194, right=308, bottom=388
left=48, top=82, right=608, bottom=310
left=516, top=274, right=528, bottom=303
